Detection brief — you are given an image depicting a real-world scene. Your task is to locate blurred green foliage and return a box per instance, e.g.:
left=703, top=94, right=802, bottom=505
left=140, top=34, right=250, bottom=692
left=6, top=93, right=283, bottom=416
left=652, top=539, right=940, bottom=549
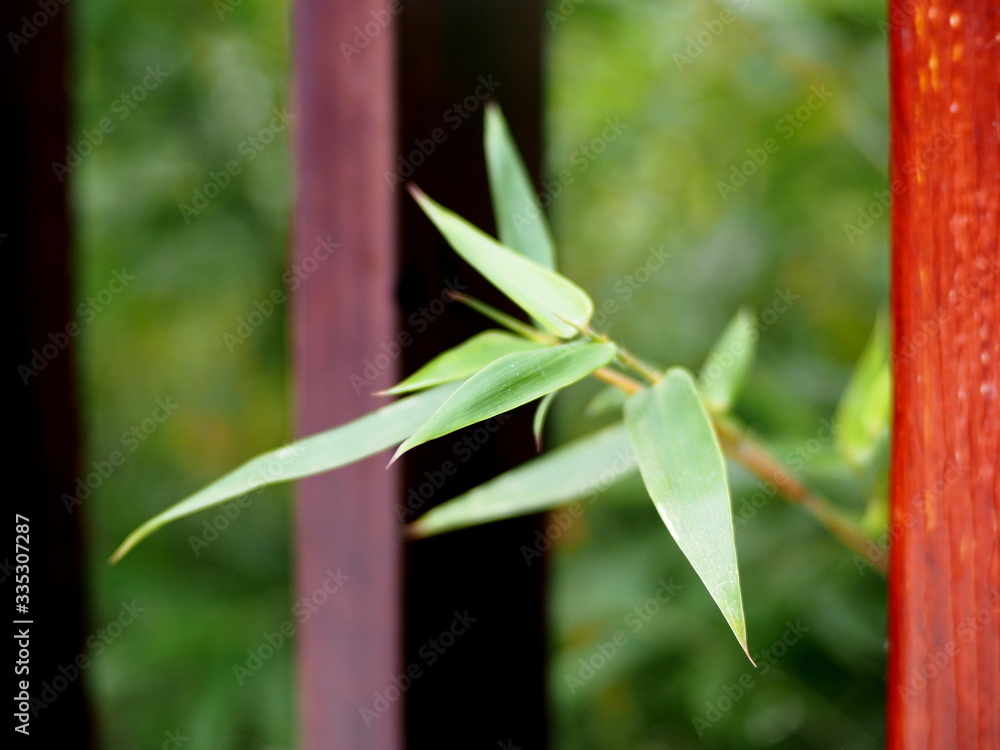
left=546, top=1, right=888, bottom=748
left=75, top=0, right=888, bottom=747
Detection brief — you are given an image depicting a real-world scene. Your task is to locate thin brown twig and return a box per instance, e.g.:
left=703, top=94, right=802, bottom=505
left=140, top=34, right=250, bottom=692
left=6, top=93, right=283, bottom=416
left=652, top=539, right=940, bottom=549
left=714, top=419, right=886, bottom=576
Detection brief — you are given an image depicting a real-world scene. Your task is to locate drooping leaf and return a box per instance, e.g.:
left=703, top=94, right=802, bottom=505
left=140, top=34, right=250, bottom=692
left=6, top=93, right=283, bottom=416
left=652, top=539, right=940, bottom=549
left=533, top=391, right=557, bottom=451
left=835, top=315, right=891, bottom=469
left=409, top=422, right=637, bottom=538
left=409, top=187, right=593, bottom=338
left=111, top=382, right=462, bottom=563
left=484, top=102, right=557, bottom=270
left=391, top=341, right=617, bottom=463
left=584, top=384, right=628, bottom=417
left=378, top=330, right=545, bottom=395
left=697, top=308, right=757, bottom=413
left=624, top=368, right=751, bottom=660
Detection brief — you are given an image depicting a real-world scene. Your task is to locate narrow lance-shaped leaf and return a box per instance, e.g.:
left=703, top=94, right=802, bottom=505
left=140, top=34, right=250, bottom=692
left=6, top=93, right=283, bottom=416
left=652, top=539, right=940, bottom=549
left=835, top=315, right=891, bottom=469
left=533, top=391, right=557, bottom=451
left=409, top=422, right=637, bottom=539
left=697, top=307, right=757, bottom=414
left=391, top=341, right=617, bottom=463
left=378, top=330, right=545, bottom=396
left=625, top=368, right=751, bottom=661
left=111, top=382, right=462, bottom=563
left=410, top=187, right=593, bottom=338
left=484, top=102, right=557, bottom=270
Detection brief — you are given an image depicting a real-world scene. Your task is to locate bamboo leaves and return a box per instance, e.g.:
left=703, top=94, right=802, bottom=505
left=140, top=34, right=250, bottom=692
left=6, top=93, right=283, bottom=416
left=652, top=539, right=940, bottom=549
left=111, top=382, right=463, bottom=562
left=390, top=342, right=617, bottom=463
left=624, top=369, right=750, bottom=659
left=409, top=188, right=593, bottom=338
left=484, top=103, right=557, bottom=270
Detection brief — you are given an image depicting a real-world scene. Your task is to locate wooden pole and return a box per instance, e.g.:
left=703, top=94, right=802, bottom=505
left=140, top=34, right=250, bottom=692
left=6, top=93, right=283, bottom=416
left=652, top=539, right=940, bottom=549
left=291, top=2, right=400, bottom=748
left=888, top=1, right=1000, bottom=747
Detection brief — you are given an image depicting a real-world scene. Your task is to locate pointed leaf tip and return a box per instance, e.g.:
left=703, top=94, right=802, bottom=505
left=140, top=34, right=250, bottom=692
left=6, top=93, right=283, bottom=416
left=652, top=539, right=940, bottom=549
left=110, top=382, right=462, bottom=562
left=410, top=189, right=591, bottom=338
left=625, top=368, right=750, bottom=658
left=484, top=103, right=557, bottom=271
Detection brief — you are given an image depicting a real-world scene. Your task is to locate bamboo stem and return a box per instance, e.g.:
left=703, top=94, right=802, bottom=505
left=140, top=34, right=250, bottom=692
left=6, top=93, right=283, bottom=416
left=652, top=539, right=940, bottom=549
left=591, top=364, right=886, bottom=576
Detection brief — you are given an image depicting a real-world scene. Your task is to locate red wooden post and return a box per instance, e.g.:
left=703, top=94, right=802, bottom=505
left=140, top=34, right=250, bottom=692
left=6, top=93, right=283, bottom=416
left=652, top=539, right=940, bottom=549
left=888, top=1, right=1000, bottom=747
left=291, top=2, right=401, bottom=749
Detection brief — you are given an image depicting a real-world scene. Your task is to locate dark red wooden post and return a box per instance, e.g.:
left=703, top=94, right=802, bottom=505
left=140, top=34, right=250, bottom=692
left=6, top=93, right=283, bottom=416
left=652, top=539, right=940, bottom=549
left=888, top=1, right=1000, bottom=747
left=291, top=2, right=401, bottom=749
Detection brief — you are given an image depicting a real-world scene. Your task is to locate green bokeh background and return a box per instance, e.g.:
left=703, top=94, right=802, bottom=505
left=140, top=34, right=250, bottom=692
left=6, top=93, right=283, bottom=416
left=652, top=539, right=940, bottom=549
left=74, top=0, right=889, bottom=747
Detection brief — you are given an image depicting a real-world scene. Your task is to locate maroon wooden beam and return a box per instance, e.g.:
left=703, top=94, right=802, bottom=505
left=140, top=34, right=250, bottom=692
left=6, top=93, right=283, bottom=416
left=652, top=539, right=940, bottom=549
left=291, top=1, right=400, bottom=748
left=888, top=0, right=1000, bottom=747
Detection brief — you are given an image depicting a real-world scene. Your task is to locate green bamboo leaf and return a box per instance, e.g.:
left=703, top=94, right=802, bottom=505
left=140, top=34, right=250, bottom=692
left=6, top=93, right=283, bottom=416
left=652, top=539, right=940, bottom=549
left=624, top=368, right=751, bottom=660
left=835, top=315, right=891, bottom=469
left=697, top=308, right=757, bottom=413
left=378, top=330, right=545, bottom=396
left=111, top=382, right=462, bottom=563
left=391, top=341, right=616, bottom=463
left=409, top=187, right=593, bottom=338
left=533, top=391, right=557, bottom=451
left=409, top=422, right=636, bottom=538
left=584, top=384, right=627, bottom=417
left=484, top=102, right=557, bottom=270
